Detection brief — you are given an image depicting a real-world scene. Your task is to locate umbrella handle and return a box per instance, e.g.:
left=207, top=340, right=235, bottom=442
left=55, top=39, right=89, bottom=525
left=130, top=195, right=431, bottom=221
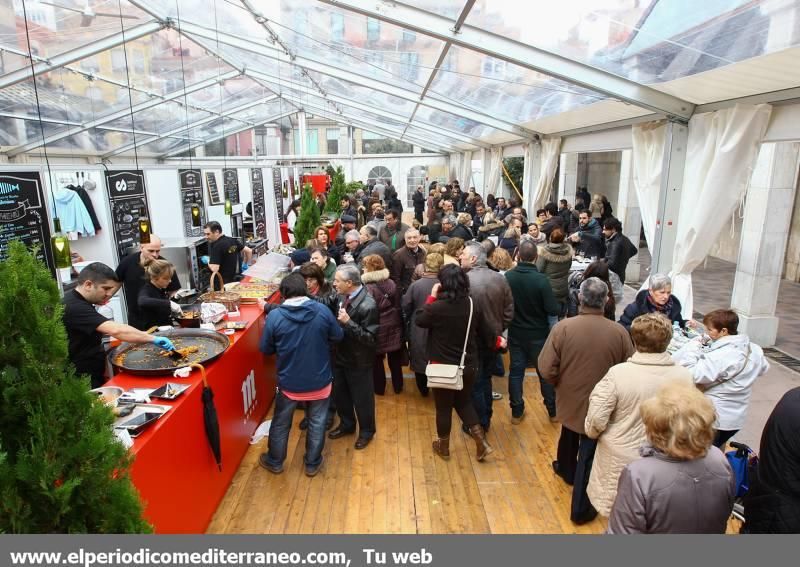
left=188, top=363, right=209, bottom=387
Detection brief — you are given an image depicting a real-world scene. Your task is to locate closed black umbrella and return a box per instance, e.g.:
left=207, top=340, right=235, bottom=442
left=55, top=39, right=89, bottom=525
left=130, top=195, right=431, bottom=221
left=190, top=363, right=222, bottom=471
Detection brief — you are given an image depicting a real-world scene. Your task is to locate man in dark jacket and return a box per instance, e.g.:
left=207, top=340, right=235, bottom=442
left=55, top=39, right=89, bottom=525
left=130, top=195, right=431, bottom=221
left=461, top=241, right=514, bottom=431
left=559, top=199, right=580, bottom=235
left=259, top=273, right=344, bottom=476
left=412, top=185, right=425, bottom=224
left=505, top=241, right=561, bottom=423
left=358, top=225, right=393, bottom=270
left=390, top=229, right=426, bottom=297
left=540, top=202, right=565, bottom=239
left=329, top=264, right=380, bottom=450
left=569, top=211, right=605, bottom=258
left=378, top=209, right=409, bottom=253
left=538, top=277, right=634, bottom=524
left=602, top=217, right=638, bottom=285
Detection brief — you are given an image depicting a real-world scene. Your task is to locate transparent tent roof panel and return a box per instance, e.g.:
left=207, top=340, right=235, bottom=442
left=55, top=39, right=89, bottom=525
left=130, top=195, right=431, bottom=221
left=0, top=69, right=152, bottom=124
left=1, top=0, right=152, bottom=75
left=103, top=101, right=214, bottom=135
left=429, top=45, right=605, bottom=124
left=465, top=0, right=800, bottom=85
left=273, top=0, right=444, bottom=89
left=412, top=105, right=506, bottom=139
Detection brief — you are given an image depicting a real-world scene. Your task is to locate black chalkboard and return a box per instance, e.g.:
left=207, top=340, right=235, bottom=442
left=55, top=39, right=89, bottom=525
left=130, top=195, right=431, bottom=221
left=223, top=168, right=240, bottom=204
left=0, top=171, right=54, bottom=275
left=105, top=170, right=150, bottom=261
left=271, top=167, right=284, bottom=223
left=179, top=169, right=205, bottom=238
left=206, top=171, right=221, bottom=205
left=250, top=168, right=267, bottom=239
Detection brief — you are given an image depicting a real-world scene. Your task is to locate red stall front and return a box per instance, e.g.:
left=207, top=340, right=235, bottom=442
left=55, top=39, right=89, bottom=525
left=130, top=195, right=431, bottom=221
left=106, top=304, right=275, bottom=533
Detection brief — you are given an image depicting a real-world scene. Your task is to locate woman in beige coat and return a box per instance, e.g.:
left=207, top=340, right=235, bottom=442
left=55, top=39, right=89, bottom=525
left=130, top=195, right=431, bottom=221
left=584, top=313, right=693, bottom=516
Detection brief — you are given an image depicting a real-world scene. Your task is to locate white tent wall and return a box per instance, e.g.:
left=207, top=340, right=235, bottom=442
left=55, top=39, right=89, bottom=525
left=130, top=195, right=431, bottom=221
left=144, top=169, right=184, bottom=241
left=670, top=104, right=773, bottom=319
left=262, top=168, right=282, bottom=248
left=237, top=168, right=253, bottom=214
left=328, top=155, right=447, bottom=209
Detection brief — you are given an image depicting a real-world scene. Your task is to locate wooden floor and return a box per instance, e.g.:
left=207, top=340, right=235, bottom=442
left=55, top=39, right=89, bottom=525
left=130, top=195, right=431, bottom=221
left=209, top=368, right=613, bottom=534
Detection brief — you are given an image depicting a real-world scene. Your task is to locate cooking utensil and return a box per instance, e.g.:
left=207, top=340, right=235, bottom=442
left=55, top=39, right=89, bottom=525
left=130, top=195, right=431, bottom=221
left=108, top=328, right=230, bottom=376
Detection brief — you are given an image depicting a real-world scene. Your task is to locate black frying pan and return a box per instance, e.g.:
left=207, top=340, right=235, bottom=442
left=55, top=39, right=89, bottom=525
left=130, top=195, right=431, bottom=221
left=109, top=328, right=230, bottom=376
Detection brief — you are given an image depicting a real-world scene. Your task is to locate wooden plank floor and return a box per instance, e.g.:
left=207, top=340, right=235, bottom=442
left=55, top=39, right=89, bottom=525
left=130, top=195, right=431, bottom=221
left=208, top=364, right=617, bottom=534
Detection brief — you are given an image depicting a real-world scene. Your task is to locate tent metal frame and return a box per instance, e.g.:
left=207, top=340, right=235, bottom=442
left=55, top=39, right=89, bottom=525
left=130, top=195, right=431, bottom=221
left=6, top=0, right=786, bottom=160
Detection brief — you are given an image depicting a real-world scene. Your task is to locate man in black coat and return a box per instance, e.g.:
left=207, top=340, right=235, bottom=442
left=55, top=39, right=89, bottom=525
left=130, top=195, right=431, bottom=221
left=329, top=264, right=380, bottom=450
left=568, top=211, right=605, bottom=259
left=412, top=185, right=426, bottom=224
left=602, top=217, right=638, bottom=285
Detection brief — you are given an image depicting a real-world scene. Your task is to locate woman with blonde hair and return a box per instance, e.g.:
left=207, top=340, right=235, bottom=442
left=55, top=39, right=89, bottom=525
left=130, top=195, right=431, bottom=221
left=607, top=381, right=736, bottom=533
left=137, top=258, right=179, bottom=329
left=585, top=314, right=693, bottom=516
left=443, top=237, right=465, bottom=266
left=489, top=247, right=514, bottom=273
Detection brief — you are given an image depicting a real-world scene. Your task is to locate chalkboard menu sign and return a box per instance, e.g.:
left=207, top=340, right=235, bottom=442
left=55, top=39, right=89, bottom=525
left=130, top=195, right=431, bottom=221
left=250, top=168, right=267, bottom=239
left=105, top=170, right=150, bottom=261
left=271, top=167, right=284, bottom=223
left=223, top=168, right=240, bottom=204
left=0, top=171, right=54, bottom=275
left=206, top=171, right=221, bottom=205
left=179, top=169, right=205, bottom=238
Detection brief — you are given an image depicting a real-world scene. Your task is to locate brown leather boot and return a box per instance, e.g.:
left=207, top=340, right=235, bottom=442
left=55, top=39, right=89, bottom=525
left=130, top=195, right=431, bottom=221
left=432, top=437, right=450, bottom=459
left=468, top=424, right=494, bottom=461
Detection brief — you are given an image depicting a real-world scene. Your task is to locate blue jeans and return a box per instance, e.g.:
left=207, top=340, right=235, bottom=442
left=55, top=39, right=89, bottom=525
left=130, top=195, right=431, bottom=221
left=266, top=390, right=330, bottom=469
left=508, top=336, right=554, bottom=417
left=471, top=349, right=496, bottom=429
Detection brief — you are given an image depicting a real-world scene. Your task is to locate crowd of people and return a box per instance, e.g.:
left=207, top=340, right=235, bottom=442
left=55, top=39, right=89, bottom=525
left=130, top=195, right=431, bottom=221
left=258, top=179, right=799, bottom=534
left=60, top=177, right=797, bottom=534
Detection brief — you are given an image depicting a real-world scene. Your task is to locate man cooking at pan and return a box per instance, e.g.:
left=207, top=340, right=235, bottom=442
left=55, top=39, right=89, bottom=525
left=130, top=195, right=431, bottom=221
left=202, top=221, right=253, bottom=287
left=63, top=262, right=175, bottom=389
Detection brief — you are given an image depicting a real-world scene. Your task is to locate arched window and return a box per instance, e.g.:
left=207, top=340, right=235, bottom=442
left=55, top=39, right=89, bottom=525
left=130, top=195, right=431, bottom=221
left=406, top=165, right=427, bottom=208
left=366, top=166, right=392, bottom=187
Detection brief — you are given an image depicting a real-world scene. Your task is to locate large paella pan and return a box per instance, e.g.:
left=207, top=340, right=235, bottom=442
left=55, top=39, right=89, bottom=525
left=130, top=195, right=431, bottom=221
left=109, top=328, right=230, bottom=376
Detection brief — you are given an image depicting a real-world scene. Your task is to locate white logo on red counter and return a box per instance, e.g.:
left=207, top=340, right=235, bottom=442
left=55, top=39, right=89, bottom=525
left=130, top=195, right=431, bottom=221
left=241, top=369, right=256, bottom=423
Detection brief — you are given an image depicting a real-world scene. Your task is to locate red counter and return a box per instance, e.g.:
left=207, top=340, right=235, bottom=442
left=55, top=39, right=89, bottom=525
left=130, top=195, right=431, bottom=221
left=107, top=304, right=274, bottom=533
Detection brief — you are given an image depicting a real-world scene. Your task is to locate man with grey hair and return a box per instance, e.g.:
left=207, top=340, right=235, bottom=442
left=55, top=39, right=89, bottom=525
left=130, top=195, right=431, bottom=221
left=342, top=229, right=362, bottom=264
left=538, top=277, right=634, bottom=525
left=460, top=240, right=514, bottom=432
left=358, top=225, right=393, bottom=270
left=390, top=228, right=426, bottom=297
left=329, top=264, right=380, bottom=450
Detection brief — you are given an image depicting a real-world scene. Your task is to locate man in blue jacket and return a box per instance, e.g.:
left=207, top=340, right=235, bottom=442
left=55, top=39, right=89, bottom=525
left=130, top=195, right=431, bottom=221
left=259, top=273, right=344, bottom=477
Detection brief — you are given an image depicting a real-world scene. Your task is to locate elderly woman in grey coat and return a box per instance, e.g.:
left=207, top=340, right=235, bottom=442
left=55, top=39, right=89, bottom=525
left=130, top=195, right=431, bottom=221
left=402, top=252, right=444, bottom=397
left=608, top=381, right=735, bottom=534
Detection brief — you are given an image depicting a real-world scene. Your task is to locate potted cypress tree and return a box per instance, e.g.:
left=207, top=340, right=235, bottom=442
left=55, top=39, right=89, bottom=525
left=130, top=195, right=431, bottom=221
left=292, top=182, right=321, bottom=247
left=0, top=242, right=151, bottom=533
left=323, top=166, right=347, bottom=216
